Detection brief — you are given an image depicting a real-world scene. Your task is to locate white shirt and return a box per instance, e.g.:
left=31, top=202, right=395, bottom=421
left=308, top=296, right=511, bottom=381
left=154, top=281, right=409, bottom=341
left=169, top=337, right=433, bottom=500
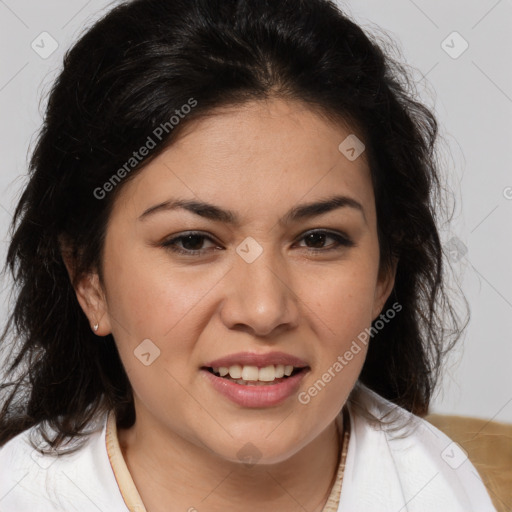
left=0, top=384, right=497, bottom=511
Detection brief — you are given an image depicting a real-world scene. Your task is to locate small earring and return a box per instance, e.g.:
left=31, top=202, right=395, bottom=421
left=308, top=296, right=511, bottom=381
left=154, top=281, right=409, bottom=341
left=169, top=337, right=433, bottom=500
left=93, top=323, right=99, bottom=332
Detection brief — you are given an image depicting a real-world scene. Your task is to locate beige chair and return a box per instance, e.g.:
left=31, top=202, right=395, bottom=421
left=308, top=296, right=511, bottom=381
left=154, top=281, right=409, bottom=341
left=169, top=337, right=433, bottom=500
left=426, top=414, right=512, bottom=512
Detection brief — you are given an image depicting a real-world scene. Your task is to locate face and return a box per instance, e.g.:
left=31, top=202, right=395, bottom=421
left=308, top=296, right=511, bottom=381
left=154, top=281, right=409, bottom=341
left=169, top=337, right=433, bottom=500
left=73, top=97, right=395, bottom=464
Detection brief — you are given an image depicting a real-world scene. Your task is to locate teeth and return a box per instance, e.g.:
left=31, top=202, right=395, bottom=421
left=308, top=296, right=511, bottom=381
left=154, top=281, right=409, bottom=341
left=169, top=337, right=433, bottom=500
left=284, top=365, right=294, bottom=377
left=258, top=365, right=276, bottom=382
left=241, top=365, right=259, bottom=381
left=228, top=364, right=242, bottom=379
left=211, top=364, right=300, bottom=382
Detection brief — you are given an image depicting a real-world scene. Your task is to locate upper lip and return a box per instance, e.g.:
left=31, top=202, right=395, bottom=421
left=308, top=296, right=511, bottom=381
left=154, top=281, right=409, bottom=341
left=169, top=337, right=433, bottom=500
left=203, top=351, right=309, bottom=369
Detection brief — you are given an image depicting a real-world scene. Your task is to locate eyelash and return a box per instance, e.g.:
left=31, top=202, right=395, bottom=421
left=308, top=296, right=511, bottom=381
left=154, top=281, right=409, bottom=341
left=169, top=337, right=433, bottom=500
left=161, top=230, right=355, bottom=256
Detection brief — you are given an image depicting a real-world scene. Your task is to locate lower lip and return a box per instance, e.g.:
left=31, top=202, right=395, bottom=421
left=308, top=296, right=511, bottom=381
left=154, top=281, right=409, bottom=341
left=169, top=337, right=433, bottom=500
left=200, top=368, right=308, bottom=408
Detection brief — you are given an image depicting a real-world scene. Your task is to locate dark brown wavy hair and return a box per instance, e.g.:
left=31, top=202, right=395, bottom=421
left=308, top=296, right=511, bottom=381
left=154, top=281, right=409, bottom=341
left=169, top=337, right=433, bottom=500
left=0, top=0, right=466, bottom=452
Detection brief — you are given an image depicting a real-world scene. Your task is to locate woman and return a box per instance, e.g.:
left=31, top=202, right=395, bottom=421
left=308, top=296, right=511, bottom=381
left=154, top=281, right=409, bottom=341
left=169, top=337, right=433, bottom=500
left=0, top=0, right=496, bottom=510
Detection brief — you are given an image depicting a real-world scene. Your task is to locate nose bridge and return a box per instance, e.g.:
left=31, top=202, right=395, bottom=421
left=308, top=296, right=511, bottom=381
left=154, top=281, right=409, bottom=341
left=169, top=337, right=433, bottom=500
left=221, top=236, right=298, bottom=335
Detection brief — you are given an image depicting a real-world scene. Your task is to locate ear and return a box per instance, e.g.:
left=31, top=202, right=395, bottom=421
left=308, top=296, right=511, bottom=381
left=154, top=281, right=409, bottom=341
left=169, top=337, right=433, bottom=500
left=59, top=236, right=112, bottom=336
left=372, top=256, right=398, bottom=321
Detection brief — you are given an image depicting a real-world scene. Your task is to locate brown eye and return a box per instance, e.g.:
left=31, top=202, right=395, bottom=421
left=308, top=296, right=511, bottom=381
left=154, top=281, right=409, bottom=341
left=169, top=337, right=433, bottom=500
left=161, top=232, right=219, bottom=255
left=295, top=230, right=354, bottom=252
left=161, top=229, right=354, bottom=257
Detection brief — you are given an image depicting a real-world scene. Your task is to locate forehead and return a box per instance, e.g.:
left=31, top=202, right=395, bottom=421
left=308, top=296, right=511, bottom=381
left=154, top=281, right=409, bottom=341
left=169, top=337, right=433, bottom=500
left=110, top=98, right=375, bottom=225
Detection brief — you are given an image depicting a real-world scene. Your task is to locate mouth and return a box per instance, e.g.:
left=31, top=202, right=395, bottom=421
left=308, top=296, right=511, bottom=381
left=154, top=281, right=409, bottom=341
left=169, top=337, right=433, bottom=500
left=203, top=364, right=306, bottom=386
left=200, top=351, right=310, bottom=407
left=201, top=363, right=309, bottom=407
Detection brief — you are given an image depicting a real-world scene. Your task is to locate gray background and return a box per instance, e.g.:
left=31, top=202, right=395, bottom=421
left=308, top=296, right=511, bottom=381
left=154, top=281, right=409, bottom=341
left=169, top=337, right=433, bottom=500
left=0, top=0, right=511, bottom=422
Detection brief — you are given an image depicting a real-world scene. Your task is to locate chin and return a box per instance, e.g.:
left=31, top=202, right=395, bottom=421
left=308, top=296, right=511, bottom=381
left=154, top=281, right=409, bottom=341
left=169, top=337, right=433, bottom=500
left=207, top=434, right=306, bottom=467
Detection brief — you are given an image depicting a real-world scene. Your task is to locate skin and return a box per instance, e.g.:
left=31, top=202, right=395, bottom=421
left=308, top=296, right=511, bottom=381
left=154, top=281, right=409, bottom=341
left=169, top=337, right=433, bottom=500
left=67, top=97, right=397, bottom=512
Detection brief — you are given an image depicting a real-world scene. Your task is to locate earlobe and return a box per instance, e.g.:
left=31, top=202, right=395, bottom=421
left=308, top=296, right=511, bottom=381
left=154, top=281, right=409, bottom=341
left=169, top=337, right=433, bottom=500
left=59, top=239, right=111, bottom=335
left=74, top=272, right=112, bottom=336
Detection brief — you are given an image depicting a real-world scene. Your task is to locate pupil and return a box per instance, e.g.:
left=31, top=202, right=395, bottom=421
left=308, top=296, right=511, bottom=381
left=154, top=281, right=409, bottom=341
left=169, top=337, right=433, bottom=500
left=183, top=235, right=203, bottom=250
left=306, top=233, right=325, bottom=248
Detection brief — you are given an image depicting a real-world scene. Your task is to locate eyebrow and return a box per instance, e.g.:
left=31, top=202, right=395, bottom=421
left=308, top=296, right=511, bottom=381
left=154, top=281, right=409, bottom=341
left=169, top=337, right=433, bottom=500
left=138, top=194, right=367, bottom=225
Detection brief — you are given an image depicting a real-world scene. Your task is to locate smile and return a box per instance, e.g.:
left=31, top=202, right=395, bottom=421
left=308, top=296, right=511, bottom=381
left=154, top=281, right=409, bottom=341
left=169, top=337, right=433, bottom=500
left=201, top=365, right=309, bottom=407
left=207, top=364, right=302, bottom=384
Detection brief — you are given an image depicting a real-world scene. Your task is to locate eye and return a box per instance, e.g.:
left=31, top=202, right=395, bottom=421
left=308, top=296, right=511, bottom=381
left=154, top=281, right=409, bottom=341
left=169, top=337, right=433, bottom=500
left=294, top=229, right=355, bottom=253
left=161, top=229, right=354, bottom=257
left=161, top=232, right=220, bottom=256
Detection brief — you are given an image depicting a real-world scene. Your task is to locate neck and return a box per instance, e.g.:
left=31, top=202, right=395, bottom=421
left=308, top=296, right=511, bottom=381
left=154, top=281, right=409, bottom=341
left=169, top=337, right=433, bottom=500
left=117, top=411, right=343, bottom=512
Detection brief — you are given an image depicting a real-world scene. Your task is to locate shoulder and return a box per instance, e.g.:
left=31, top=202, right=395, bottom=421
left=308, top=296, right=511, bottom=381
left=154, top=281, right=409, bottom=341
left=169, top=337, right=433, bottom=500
left=339, top=384, right=497, bottom=512
left=0, top=412, right=128, bottom=512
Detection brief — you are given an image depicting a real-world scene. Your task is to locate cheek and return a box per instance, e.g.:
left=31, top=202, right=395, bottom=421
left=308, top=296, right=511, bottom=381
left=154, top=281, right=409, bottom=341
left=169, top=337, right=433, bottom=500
left=298, top=272, right=374, bottom=413
left=304, top=260, right=379, bottom=336
left=104, top=242, right=207, bottom=335
left=103, top=245, right=231, bottom=377
left=103, top=253, right=209, bottom=416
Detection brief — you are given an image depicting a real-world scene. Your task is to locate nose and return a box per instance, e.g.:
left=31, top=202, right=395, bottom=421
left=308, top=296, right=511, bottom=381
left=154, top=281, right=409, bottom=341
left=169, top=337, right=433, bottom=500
left=219, top=244, right=300, bottom=338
